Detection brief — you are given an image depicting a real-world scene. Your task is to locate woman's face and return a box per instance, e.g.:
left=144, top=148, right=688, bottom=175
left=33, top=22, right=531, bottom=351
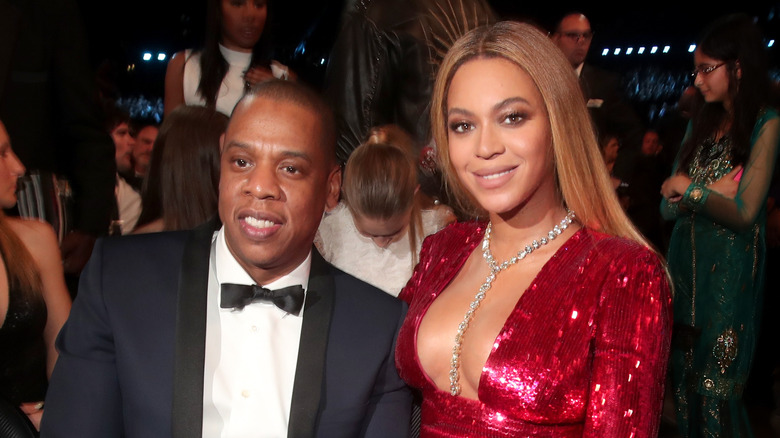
left=693, top=50, right=732, bottom=107
left=446, top=57, right=555, bottom=216
left=220, top=0, right=267, bottom=52
left=352, top=208, right=412, bottom=249
left=0, top=122, right=26, bottom=209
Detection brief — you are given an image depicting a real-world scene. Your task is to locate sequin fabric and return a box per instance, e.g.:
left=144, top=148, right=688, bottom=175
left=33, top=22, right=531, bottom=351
left=396, top=222, right=672, bottom=437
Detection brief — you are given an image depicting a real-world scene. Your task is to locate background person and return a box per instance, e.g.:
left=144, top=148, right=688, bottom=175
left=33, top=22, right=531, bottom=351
left=315, top=124, right=455, bottom=296
left=660, top=13, right=779, bottom=437
left=0, top=121, right=72, bottom=432
left=164, top=0, right=294, bottom=118
left=133, top=106, right=228, bottom=234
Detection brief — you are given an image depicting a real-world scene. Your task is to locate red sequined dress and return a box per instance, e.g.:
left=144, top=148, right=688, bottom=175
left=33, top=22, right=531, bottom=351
left=396, top=222, right=672, bottom=437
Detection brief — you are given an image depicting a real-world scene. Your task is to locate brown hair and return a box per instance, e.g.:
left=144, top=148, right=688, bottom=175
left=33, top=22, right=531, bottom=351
left=136, top=105, right=229, bottom=231
left=431, top=21, right=649, bottom=245
left=342, top=125, right=423, bottom=265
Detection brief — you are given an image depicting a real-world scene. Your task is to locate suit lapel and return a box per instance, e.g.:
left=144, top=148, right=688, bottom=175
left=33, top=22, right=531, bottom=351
left=171, top=218, right=220, bottom=438
left=288, top=249, right=335, bottom=438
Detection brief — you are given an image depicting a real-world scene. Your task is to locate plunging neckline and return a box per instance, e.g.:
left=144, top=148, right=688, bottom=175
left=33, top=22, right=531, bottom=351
left=413, top=227, right=585, bottom=400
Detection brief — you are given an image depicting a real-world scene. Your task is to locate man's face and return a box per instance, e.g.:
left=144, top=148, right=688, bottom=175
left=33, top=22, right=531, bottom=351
left=218, top=96, right=341, bottom=285
left=111, top=122, right=135, bottom=174
left=133, top=125, right=158, bottom=175
left=552, top=14, right=593, bottom=68
left=641, top=131, right=662, bottom=156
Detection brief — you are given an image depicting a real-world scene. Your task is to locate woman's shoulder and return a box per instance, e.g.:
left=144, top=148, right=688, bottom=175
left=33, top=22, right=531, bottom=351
left=419, top=220, right=485, bottom=257
left=581, top=228, right=664, bottom=268
left=5, top=217, right=60, bottom=260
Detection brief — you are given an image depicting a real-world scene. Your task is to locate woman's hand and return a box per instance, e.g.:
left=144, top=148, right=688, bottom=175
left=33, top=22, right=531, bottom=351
left=19, top=402, right=44, bottom=431
left=707, top=165, right=742, bottom=199
left=243, top=66, right=276, bottom=90
left=661, top=174, right=692, bottom=203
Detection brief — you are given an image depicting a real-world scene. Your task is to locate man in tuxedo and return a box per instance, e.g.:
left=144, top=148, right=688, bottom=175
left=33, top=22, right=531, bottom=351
left=551, top=11, right=644, bottom=182
left=40, top=80, right=413, bottom=437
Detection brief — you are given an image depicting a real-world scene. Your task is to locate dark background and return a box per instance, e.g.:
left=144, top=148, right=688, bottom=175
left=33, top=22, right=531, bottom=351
left=74, top=0, right=780, bottom=124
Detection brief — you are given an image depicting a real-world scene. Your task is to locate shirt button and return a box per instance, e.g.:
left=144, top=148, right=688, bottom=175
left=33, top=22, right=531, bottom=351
left=251, top=325, right=258, bottom=332
left=241, top=389, right=250, bottom=398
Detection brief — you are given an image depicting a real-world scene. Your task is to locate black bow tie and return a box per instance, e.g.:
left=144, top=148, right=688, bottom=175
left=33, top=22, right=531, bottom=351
left=220, top=283, right=305, bottom=315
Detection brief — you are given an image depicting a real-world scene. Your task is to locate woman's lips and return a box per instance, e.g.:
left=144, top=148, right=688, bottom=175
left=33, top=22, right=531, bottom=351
left=473, top=166, right=518, bottom=189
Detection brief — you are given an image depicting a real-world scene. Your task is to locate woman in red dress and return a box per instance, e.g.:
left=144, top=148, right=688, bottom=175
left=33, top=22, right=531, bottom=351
left=395, top=21, right=673, bottom=437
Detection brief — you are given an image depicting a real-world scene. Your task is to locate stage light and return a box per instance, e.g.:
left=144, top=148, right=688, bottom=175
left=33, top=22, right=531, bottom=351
left=157, top=53, right=166, bottom=61
left=688, top=44, right=696, bottom=53
left=142, top=52, right=152, bottom=61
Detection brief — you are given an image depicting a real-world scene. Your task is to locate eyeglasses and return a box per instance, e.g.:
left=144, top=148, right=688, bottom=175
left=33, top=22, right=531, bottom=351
left=558, top=31, right=594, bottom=42
left=691, top=63, right=725, bottom=78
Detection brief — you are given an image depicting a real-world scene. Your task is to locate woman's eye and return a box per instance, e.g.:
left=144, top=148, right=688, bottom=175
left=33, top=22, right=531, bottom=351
left=233, top=158, right=249, bottom=168
left=283, top=165, right=299, bottom=174
left=502, top=112, right=525, bottom=125
left=449, top=122, right=472, bottom=134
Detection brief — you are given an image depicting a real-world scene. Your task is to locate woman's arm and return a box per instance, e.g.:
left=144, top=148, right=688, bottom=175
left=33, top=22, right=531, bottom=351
left=10, top=218, right=71, bottom=431
left=12, top=219, right=72, bottom=377
left=164, top=51, right=187, bottom=118
left=660, top=114, right=779, bottom=231
left=584, top=245, right=672, bottom=437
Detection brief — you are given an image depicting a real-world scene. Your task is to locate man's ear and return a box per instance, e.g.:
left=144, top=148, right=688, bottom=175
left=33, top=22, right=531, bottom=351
left=325, top=165, right=342, bottom=212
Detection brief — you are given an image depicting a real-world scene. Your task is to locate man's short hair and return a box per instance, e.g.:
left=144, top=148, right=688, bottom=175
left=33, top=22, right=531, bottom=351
left=238, top=80, right=338, bottom=164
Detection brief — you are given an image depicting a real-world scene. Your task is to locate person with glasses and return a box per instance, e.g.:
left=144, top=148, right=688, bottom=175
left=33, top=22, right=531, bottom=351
left=551, top=12, right=644, bottom=187
left=660, top=13, right=779, bottom=437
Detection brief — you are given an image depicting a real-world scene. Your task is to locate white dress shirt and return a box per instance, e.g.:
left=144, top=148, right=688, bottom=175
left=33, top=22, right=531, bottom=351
left=202, top=227, right=310, bottom=437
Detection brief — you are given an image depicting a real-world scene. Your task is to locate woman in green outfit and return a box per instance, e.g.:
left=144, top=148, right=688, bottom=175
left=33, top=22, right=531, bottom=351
left=661, top=13, right=780, bottom=437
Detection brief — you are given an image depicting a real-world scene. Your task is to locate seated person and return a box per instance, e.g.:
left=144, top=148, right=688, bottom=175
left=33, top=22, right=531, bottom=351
left=0, top=120, right=71, bottom=431
left=104, top=105, right=142, bottom=234
left=316, top=125, right=455, bottom=296
left=133, top=106, right=228, bottom=234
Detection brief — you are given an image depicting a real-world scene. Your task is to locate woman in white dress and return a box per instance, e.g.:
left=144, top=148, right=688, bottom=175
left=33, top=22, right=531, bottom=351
left=164, top=0, right=293, bottom=117
left=316, top=125, right=456, bottom=296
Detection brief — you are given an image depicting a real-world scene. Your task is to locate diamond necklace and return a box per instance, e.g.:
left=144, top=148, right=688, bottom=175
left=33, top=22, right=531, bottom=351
left=448, top=209, right=576, bottom=396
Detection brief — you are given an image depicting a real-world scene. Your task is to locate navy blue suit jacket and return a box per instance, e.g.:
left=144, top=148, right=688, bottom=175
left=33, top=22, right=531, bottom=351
left=40, top=220, right=412, bottom=437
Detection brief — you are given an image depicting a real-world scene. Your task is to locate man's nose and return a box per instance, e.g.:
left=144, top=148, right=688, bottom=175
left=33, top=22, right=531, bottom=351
left=244, top=167, right=281, bottom=200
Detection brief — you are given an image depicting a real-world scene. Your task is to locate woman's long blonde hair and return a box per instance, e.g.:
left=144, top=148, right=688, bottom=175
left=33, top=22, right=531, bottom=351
left=431, top=21, right=649, bottom=246
left=341, top=125, right=424, bottom=264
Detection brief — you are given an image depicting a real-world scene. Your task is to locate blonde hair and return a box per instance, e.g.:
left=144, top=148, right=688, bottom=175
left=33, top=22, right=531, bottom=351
left=431, top=21, right=649, bottom=246
left=342, top=125, right=423, bottom=264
